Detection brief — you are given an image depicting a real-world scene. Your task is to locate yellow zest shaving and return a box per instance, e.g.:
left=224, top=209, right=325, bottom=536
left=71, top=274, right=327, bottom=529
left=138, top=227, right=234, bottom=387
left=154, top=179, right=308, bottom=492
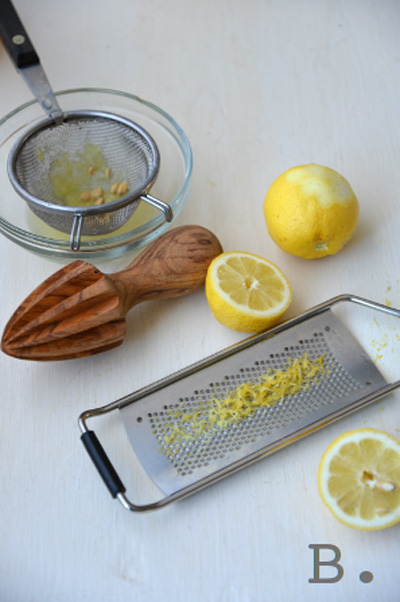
left=160, top=353, right=327, bottom=453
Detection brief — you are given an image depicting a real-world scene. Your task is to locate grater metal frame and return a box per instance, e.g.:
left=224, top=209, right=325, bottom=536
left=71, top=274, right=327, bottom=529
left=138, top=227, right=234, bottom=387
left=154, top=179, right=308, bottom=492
left=78, top=294, right=400, bottom=512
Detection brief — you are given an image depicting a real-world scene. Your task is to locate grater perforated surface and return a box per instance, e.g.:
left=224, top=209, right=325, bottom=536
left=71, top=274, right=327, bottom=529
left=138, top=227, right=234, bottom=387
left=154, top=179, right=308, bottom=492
left=120, top=309, right=387, bottom=496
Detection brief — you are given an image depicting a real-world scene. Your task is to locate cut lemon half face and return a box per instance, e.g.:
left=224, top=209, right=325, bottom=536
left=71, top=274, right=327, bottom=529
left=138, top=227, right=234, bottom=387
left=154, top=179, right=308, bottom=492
left=318, top=428, right=400, bottom=531
left=205, top=251, right=292, bottom=332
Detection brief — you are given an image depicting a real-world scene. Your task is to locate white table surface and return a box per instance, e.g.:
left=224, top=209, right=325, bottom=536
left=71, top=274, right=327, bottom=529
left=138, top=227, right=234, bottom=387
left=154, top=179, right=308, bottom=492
left=1, top=0, right=399, bottom=600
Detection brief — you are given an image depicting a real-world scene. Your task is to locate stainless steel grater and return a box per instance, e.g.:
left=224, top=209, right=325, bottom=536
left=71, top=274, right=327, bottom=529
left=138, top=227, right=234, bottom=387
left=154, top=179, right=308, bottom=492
left=79, top=295, right=400, bottom=512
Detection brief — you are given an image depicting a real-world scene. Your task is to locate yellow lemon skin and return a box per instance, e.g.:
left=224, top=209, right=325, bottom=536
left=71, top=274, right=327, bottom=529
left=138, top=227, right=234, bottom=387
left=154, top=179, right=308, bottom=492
left=264, top=164, right=359, bottom=259
left=205, top=251, right=292, bottom=333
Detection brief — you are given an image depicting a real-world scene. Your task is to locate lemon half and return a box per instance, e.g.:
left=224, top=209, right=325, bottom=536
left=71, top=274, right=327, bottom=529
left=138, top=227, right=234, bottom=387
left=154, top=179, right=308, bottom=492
left=318, top=428, right=400, bottom=531
left=205, top=251, right=292, bottom=333
left=264, top=164, right=359, bottom=259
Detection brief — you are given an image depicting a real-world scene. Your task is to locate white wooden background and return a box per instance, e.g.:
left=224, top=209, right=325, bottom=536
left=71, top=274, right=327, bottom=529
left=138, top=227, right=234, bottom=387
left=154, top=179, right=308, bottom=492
left=1, top=1, right=399, bottom=600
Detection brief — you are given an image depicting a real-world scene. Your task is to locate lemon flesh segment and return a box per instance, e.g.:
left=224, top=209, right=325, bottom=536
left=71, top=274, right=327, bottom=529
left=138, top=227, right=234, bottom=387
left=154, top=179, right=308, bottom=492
left=218, top=256, right=287, bottom=311
left=318, top=428, right=400, bottom=530
left=205, top=251, right=292, bottom=333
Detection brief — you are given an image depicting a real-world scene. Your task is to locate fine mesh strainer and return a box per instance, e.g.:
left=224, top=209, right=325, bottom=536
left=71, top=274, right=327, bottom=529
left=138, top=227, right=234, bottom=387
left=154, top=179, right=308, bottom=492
left=0, top=0, right=172, bottom=251
left=8, top=111, right=171, bottom=250
left=78, top=295, right=400, bottom=512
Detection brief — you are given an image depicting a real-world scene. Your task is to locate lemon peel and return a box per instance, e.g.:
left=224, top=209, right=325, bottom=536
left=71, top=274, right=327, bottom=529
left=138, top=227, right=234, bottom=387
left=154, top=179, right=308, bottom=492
left=264, top=164, right=359, bottom=259
left=160, top=352, right=327, bottom=454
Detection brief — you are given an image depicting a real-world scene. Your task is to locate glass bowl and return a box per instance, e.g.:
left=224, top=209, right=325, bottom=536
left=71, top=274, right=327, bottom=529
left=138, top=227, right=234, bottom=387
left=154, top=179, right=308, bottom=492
left=0, top=88, right=192, bottom=259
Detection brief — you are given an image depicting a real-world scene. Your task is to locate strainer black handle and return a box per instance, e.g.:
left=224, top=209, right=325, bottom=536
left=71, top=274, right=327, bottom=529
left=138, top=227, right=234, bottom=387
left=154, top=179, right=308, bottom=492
left=0, top=0, right=39, bottom=68
left=0, top=0, right=63, bottom=124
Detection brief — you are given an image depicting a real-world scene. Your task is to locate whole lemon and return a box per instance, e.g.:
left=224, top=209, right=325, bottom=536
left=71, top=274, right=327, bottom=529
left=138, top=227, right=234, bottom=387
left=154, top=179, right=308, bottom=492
left=263, top=164, right=359, bottom=259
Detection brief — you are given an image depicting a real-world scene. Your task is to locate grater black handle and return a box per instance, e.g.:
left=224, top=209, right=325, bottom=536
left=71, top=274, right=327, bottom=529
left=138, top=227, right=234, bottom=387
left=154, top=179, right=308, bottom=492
left=81, top=430, right=126, bottom=498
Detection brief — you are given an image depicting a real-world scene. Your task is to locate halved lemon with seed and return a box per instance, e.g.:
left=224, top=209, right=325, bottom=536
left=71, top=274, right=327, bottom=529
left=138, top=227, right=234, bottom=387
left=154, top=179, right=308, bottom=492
left=205, top=251, right=292, bottom=332
left=318, top=428, right=400, bottom=531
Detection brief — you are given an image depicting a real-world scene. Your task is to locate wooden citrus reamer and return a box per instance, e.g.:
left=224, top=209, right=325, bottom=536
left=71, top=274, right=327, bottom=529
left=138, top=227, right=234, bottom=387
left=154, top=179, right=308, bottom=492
left=1, top=225, right=223, bottom=361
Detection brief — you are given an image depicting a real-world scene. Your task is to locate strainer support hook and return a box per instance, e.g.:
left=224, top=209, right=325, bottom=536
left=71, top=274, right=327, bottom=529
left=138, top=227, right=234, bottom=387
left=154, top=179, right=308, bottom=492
left=140, top=193, right=173, bottom=222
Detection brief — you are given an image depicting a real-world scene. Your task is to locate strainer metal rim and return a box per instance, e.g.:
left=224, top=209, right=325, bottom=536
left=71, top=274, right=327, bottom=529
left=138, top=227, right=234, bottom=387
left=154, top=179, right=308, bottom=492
left=7, top=109, right=160, bottom=216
